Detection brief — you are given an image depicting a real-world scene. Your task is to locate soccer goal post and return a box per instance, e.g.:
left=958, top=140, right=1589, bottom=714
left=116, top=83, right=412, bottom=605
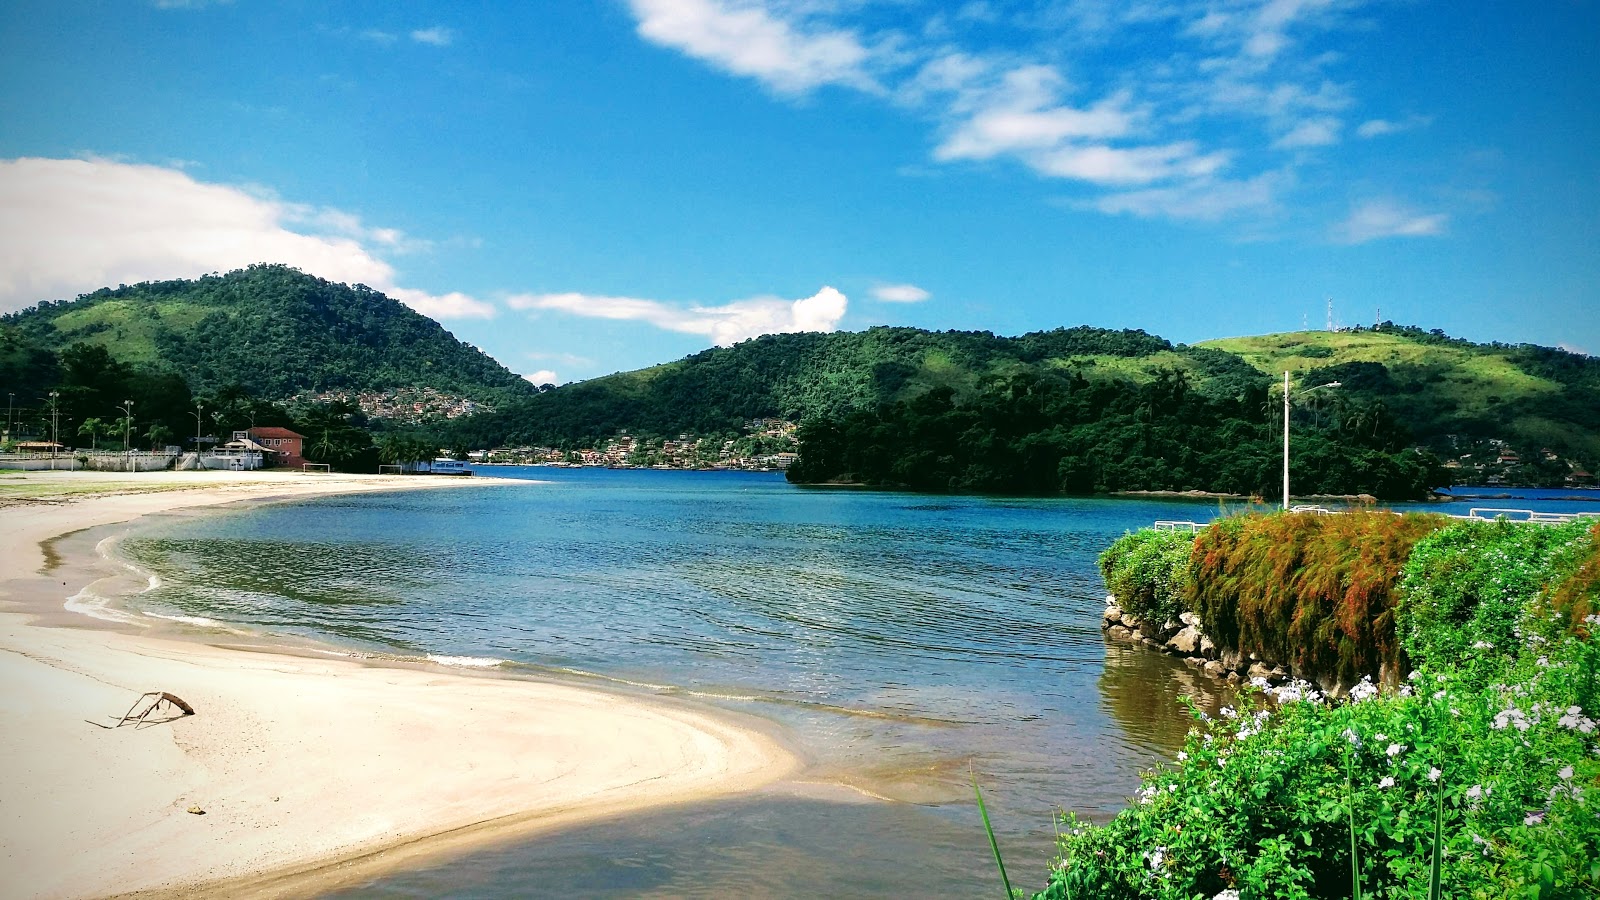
left=377, top=464, right=405, bottom=475
left=301, top=462, right=333, bottom=474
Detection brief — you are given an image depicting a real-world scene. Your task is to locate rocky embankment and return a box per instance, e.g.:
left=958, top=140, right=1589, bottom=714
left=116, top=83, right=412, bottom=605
left=1101, top=597, right=1293, bottom=687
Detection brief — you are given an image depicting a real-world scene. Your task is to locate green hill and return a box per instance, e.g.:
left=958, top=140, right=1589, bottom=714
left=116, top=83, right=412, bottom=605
left=449, top=322, right=1596, bottom=497
left=1, top=264, right=532, bottom=405
left=1199, top=326, right=1600, bottom=465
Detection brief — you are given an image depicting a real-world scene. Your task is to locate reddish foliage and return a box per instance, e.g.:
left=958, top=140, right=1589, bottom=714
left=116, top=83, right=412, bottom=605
left=1188, top=511, right=1449, bottom=689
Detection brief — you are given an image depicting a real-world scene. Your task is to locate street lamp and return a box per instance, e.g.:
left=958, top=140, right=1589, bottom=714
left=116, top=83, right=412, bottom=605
left=46, top=391, right=60, bottom=470
left=119, top=399, right=134, bottom=458
left=190, top=402, right=206, bottom=470
left=1282, top=371, right=1341, bottom=510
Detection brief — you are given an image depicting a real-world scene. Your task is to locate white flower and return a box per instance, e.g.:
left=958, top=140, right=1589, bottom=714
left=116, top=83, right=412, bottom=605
left=1525, top=810, right=1546, bottom=826
left=1349, top=677, right=1379, bottom=702
left=1559, top=765, right=1574, bottom=780
left=1428, top=767, right=1442, bottom=782
left=1177, top=751, right=1188, bottom=761
left=1378, top=776, right=1396, bottom=789
left=1213, top=891, right=1241, bottom=900
left=1220, top=706, right=1238, bottom=719
left=1250, top=676, right=1270, bottom=689
left=1386, top=743, right=1405, bottom=758
left=1343, top=728, right=1363, bottom=749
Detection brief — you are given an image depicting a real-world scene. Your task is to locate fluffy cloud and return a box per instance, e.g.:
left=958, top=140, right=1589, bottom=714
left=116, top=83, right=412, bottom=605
left=507, top=286, right=847, bottom=346
left=870, top=283, right=930, bottom=303
left=628, top=0, right=876, bottom=94
left=1333, top=198, right=1448, bottom=243
left=523, top=370, right=561, bottom=386
left=623, top=1, right=1399, bottom=224
left=0, top=157, right=494, bottom=319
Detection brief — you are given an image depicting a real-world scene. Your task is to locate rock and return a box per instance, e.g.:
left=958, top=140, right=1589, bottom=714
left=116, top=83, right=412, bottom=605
left=1140, top=636, right=1161, bottom=649
left=1102, top=606, right=1123, bottom=627
left=1225, top=672, right=1242, bottom=684
left=1220, top=649, right=1244, bottom=672
left=1166, top=626, right=1202, bottom=655
left=1203, top=661, right=1226, bottom=677
left=1247, top=662, right=1275, bottom=681
left=1270, top=666, right=1289, bottom=679
left=187, top=806, right=206, bottom=815
left=1161, top=619, right=1182, bottom=637
left=1179, top=612, right=1201, bottom=627
left=1183, top=655, right=1204, bottom=669
left=1121, top=613, right=1142, bottom=631
left=1107, top=624, right=1133, bottom=642
left=1198, top=636, right=1216, bottom=659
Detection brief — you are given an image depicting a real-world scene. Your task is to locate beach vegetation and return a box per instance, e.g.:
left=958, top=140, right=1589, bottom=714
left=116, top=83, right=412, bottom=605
left=1100, top=529, right=1197, bottom=625
left=1028, top=518, right=1600, bottom=899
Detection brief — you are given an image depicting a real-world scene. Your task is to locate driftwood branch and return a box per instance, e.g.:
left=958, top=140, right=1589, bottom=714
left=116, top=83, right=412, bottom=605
left=86, top=691, right=196, bottom=729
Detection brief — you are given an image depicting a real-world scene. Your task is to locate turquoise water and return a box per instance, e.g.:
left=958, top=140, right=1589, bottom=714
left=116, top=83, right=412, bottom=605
left=115, top=470, right=1598, bottom=896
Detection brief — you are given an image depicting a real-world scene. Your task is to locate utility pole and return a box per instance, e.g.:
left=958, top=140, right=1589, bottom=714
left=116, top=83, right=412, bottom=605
left=1326, top=298, right=1334, bottom=332
left=192, top=402, right=205, bottom=470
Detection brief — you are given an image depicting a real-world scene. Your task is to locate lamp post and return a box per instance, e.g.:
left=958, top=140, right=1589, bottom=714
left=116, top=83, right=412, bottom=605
left=119, top=400, right=134, bottom=464
left=190, top=402, right=206, bottom=470
left=1282, top=371, right=1341, bottom=510
left=47, top=391, right=60, bottom=470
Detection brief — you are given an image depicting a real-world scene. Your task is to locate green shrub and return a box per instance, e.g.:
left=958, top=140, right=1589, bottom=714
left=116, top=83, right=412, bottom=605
left=1033, top=640, right=1600, bottom=898
left=1031, top=516, right=1600, bottom=900
left=1398, top=519, right=1595, bottom=690
left=1100, top=529, right=1197, bottom=624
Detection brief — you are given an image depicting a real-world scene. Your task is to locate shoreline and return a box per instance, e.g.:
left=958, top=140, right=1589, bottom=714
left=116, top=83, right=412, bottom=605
left=0, top=471, right=797, bottom=899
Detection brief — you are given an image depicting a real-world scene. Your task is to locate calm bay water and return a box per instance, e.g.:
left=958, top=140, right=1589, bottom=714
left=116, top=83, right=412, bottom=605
left=114, top=470, right=1598, bottom=897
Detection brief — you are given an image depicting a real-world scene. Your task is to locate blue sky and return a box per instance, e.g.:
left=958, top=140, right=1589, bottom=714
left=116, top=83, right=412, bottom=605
left=1, top=1, right=1596, bottom=383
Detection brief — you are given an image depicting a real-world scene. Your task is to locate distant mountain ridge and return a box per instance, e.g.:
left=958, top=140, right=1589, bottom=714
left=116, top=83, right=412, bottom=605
left=450, top=322, right=1599, bottom=478
left=0, top=264, right=531, bottom=405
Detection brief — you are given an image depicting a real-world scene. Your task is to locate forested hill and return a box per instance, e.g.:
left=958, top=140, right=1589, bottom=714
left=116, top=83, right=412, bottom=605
left=449, top=322, right=1598, bottom=499
left=0, top=265, right=531, bottom=404
left=447, top=325, right=1199, bottom=445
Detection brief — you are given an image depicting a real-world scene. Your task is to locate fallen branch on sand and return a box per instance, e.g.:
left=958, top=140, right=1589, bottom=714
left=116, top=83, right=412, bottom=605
left=87, top=691, right=195, bottom=729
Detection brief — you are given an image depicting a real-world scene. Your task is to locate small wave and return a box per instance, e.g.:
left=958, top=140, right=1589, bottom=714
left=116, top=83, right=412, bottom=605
left=145, top=612, right=223, bottom=627
left=427, top=654, right=509, bottom=669
left=63, top=587, right=144, bottom=625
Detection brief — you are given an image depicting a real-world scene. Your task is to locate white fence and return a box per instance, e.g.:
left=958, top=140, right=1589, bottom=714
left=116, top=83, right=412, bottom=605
left=0, top=450, right=182, bottom=472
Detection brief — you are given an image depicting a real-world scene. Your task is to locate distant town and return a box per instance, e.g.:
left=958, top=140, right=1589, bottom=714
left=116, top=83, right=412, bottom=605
left=471, top=418, right=800, bottom=471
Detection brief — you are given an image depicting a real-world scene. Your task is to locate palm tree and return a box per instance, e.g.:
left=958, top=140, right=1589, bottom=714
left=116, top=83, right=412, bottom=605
left=77, top=417, right=105, bottom=450
left=145, top=423, right=173, bottom=450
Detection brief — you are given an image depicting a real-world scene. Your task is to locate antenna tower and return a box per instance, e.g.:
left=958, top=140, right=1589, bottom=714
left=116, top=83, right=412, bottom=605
left=1326, top=298, right=1334, bottom=332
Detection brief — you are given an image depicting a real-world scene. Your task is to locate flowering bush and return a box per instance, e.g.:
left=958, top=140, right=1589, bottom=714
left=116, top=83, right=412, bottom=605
left=1101, top=529, right=1197, bottom=624
left=1031, top=520, right=1600, bottom=899
left=1397, top=520, right=1594, bottom=691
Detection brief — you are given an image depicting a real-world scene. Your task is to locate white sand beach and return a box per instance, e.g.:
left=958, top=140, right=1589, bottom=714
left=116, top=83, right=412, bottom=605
left=0, top=471, right=795, bottom=899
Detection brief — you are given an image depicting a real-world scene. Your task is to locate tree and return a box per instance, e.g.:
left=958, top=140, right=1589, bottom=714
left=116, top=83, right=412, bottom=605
left=76, top=417, right=105, bottom=449
left=145, top=423, right=172, bottom=450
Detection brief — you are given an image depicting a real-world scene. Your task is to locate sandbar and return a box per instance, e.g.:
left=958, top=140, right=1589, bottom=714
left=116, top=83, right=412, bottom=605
left=0, top=471, right=796, bottom=898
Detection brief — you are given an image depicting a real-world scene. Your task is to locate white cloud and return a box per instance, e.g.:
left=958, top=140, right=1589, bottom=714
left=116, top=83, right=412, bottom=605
left=360, top=29, right=399, bottom=45
left=0, top=157, right=495, bottom=319
left=507, top=286, right=848, bottom=346
left=523, top=370, right=561, bottom=386
left=1333, top=198, right=1448, bottom=243
left=1356, top=114, right=1432, bottom=138
left=870, top=283, right=931, bottom=303
left=1092, top=170, right=1284, bottom=221
left=410, top=26, right=455, bottom=46
left=627, top=0, right=876, bottom=94
left=1558, top=343, right=1589, bottom=357
left=1273, top=116, right=1341, bottom=148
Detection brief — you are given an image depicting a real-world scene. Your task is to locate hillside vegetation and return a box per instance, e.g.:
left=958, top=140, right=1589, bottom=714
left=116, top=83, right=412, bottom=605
left=1, top=265, right=531, bottom=404
left=451, top=320, right=1600, bottom=486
